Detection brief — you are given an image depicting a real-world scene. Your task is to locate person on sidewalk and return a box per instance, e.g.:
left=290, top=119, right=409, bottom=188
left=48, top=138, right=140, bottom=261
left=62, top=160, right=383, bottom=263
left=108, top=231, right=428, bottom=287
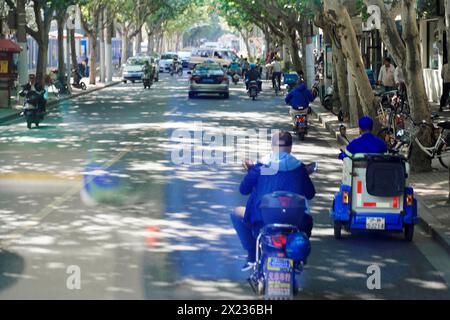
left=285, top=78, right=317, bottom=129
left=231, top=131, right=316, bottom=271
left=339, top=116, right=388, bottom=160
left=377, top=57, right=396, bottom=92
left=440, top=62, right=450, bottom=112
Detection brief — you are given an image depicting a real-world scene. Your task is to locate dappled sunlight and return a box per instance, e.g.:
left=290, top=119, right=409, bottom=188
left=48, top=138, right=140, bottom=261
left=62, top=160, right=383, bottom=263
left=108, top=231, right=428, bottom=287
left=0, top=76, right=448, bottom=299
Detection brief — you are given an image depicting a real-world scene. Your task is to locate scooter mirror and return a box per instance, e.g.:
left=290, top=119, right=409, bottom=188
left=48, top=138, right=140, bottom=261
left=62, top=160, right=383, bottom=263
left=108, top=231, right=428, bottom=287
left=339, top=124, right=347, bottom=137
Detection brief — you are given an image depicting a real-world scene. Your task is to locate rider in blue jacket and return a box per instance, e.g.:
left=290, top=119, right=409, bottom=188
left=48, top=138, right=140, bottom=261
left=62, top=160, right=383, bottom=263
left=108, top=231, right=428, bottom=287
left=231, top=132, right=316, bottom=271
left=339, top=116, right=388, bottom=160
left=285, top=80, right=317, bottom=128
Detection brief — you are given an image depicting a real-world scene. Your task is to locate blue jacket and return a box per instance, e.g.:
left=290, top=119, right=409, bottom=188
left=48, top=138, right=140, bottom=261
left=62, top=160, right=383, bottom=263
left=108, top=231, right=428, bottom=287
left=285, top=84, right=315, bottom=110
left=340, top=133, right=388, bottom=159
left=240, top=152, right=316, bottom=226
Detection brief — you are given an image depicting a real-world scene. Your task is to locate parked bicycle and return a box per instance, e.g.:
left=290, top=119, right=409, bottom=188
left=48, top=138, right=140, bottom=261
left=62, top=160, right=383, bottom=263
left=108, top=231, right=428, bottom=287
left=392, top=115, right=450, bottom=169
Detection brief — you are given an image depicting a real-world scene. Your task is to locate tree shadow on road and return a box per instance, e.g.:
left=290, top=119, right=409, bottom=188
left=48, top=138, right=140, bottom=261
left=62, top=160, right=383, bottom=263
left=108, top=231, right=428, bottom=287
left=0, top=249, right=25, bottom=293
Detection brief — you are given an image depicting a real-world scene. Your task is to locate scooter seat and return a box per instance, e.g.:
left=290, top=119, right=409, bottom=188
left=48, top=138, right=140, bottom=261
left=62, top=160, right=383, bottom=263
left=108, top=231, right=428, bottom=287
left=438, top=121, right=450, bottom=130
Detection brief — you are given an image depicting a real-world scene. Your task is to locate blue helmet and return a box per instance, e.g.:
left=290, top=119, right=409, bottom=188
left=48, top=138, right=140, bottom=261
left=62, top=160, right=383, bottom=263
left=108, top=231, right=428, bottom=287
left=285, top=232, right=311, bottom=262
left=250, top=63, right=257, bottom=69
left=359, top=116, right=374, bottom=131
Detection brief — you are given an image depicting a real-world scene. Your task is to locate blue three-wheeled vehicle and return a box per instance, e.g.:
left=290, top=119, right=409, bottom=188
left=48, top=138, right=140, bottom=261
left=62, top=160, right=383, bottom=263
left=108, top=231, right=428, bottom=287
left=331, top=154, right=418, bottom=241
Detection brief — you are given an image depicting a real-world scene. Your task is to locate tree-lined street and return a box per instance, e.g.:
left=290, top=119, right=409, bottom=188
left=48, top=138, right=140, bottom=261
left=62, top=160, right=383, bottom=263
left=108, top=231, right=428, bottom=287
left=0, top=74, right=449, bottom=299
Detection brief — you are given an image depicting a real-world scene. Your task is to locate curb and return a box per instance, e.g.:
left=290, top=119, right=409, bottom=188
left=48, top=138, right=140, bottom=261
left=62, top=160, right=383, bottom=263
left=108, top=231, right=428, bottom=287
left=310, top=102, right=450, bottom=253
left=0, top=81, right=120, bottom=124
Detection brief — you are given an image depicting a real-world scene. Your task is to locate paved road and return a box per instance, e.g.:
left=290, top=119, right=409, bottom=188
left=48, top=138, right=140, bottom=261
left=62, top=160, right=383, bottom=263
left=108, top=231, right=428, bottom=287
left=0, top=73, right=449, bottom=299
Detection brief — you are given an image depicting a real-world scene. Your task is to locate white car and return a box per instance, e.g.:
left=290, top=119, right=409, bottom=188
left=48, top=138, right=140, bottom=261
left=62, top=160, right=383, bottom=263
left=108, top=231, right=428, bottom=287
left=159, top=52, right=178, bottom=73
left=177, top=51, right=191, bottom=68
left=122, top=56, right=158, bottom=83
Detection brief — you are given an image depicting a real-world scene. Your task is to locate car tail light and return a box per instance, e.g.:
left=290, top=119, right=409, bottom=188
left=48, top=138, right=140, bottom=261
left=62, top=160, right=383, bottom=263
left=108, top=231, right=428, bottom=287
left=406, top=194, right=413, bottom=206
left=217, top=76, right=228, bottom=83
left=190, top=76, right=200, bottom=82
left=297, top=116, right=306, bottom=123
left=271, top=235, right=287, bottom=248
left=342, top=191, right=349, bottom=204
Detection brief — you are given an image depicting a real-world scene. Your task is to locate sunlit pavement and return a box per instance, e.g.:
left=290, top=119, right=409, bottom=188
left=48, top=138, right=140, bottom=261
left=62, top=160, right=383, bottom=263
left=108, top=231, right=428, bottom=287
left=0, top=74, right=449, bottom=300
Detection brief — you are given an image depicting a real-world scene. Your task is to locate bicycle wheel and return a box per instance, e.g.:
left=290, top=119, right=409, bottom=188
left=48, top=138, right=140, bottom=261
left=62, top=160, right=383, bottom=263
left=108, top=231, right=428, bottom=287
left=437, top=143, right=450, bottom=169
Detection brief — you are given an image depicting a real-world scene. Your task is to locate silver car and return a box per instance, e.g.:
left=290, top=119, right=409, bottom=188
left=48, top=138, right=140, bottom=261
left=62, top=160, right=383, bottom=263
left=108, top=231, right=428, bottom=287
left=188, top=63, right=229, bottom=99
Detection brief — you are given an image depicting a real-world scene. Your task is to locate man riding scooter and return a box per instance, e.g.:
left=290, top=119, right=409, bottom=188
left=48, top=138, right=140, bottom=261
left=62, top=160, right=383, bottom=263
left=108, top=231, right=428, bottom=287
left=285, top=78, right=317, bottom=129
left=231, top=132, right=316, bottom=271
left=339, top=116, right=388, bottom=160
left=245, top=64, right=262, bottom=91
left=20, top=74, right=47, bottom=111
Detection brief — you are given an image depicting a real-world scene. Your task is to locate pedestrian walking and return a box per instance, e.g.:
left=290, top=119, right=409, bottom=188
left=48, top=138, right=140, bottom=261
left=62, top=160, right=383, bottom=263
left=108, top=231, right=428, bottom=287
left=377, top=57, right=396, bottom=92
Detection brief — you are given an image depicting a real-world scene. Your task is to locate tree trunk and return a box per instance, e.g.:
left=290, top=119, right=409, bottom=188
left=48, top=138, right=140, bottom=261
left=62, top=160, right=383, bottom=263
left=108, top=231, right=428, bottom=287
left=57, top=15, right=66, bottom=78
left=333, top=45, right=350, bottom=122
left=16, top=0, right=28, bottom=86
left=402, top=0, right=432, bottom=172
left=446, top=0, right=450, bottom=64
left=70, top=28, right=77, bottom=69
left=89, top=35, right=97, bottom=85
left=135, top=29, right=142, bottom=55
left=240, top=29, right=252, bottom=60
left=264, top=27, right=271, bottom=57
left=36, top=40, right=48, bottom=86
left=147, top=32, right=153, bottom=54
left=284, top=25, right=303, bottom=74
left=324, top=0, right=380, bottom=132
left=105, top=14, right=112, bottom=83
left=121, top=31, right=130, bottom=64
left=99, top=13, right=105, bottom=83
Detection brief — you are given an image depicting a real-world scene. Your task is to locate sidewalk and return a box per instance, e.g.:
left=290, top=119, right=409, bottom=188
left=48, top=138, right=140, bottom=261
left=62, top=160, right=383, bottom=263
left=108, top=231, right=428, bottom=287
left=0, top=77, right=121, bottom=124
left=310, top=101, right=450, bottom=254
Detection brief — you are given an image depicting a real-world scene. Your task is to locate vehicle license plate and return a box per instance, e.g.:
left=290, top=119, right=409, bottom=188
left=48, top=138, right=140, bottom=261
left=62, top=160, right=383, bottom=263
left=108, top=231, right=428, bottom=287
left=366, top=217, right=385, bottom=230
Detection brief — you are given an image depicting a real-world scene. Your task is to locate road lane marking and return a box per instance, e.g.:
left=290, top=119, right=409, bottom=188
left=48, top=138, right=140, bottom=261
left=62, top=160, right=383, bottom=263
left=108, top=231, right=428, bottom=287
left=0, top=147, right=133, bottom=250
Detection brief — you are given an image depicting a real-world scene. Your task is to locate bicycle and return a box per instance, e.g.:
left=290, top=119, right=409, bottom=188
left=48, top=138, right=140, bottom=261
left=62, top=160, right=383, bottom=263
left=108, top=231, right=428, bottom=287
left=48, top=78, right=71, bottom=98
left=273, top=74, right=281, bottom=96
left=393, top=115, right=450, bottom=169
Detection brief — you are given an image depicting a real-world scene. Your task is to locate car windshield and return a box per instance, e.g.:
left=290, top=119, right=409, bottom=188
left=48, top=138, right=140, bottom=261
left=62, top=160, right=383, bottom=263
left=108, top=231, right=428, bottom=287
left=192, top=50, right=212, bottom=58
left=127, top=59, right=146, bottom=66
left=194, top=65, right=224, bottom=75
left=161, top=54, right=175, bottom=60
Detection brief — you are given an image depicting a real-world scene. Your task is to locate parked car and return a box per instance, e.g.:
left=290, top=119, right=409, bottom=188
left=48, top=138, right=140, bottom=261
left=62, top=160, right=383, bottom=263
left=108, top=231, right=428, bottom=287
left=122, top=56, right=158, bottom=83
left=188, top=62, right=229, bottom=99
left=188, top=48, right=238, bottom=70
left=159, top=52, right=178, bottom=73
left=177, top=51, right=191, bottom=68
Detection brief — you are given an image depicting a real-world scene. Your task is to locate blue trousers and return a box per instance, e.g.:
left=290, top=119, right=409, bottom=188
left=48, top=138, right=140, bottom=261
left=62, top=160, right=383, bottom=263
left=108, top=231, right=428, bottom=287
left=230, top=210, right=313, bottom=263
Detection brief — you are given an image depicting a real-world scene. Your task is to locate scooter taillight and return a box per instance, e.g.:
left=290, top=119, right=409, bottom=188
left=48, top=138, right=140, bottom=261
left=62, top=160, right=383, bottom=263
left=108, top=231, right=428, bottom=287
left=297, top=116, right=306, bottom=123
left=271, top=235, right=287, bottom=248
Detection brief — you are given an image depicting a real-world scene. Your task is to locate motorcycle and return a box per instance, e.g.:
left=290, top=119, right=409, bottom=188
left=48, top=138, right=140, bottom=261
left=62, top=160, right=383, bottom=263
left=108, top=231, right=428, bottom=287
left=231, top=73, right=240, bottom=85
left=248, top=80, right=259, bottom=101
left=248, top=163, right=317, bottom=300
left=142, top=72, right=154, bottom=89
left=72, top=68, right=87, bottom=90
left=20, top=89, right=46, bottom=129
left=292, top=109, right=309, bottom=141
left=170, top=62, right=183, bottom=77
